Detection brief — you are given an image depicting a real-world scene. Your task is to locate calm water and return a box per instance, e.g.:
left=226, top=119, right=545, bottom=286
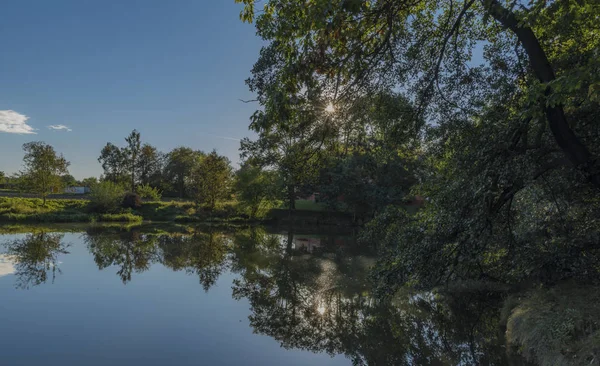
left=0, top=225, right=517, bottom=365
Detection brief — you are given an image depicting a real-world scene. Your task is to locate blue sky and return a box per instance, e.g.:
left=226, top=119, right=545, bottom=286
left=0, top=0, right=262, bottom=179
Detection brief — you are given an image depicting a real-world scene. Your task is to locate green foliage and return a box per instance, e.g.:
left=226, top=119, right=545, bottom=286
left=97, top=213, right=143, bottom=223
left=164, top=147, right=203, bottom=198
left=239, top=0, right=600, bottom=286
left=235, top=163, right=282, bottom=218
left=505, top=284, right=600, bottom=366
left=20, top=141, right=70, bottom=205
left=0, top=197, right=90, bottom=223
left=98, top=142, right=127, bottom=185
left=99, top=130, right=163, bottom=193
left=81, top=176, right=98, bottom=188
left=61, top=174, right=77, bottom=188
left=137, top=143, right=163, bottom=187
left=89, top=181, right=126, bottom=213
left=236, top=2, right=600, bottom=362
left=137, top=183, right=162, bottom=200
left=124, top=130, right=141, bottom=192
left=189, top=150, right=233, bottom=210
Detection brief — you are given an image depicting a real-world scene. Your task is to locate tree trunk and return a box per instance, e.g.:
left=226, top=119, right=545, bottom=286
left=179, top=175, right=184, bottom=199
left=483, top=0, right=600, bottom=190
left=287, top=184, right=296, bottom=211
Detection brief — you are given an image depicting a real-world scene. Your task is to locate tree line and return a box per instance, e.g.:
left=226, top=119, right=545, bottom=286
left=3, top=130, right=283, bottom=217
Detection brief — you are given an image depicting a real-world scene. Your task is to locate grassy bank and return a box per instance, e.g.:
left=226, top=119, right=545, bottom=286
left=0, top=197, right=142, bottom=223
left=0, top=196, right=360, bottom=225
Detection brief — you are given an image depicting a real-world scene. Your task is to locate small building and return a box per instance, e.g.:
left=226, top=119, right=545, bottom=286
left=65, top=186, right=90, bottom=194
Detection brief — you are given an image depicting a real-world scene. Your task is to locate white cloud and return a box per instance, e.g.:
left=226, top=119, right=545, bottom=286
left=0, top=110, right=36, bottom=134
left=0, top=254, right=16, bottom=278
left=47, top=124, right=72, bottom=132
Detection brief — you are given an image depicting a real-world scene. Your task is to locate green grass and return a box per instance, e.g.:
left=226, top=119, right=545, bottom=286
left=0, top=197, right=141, bottom=223
left=0, top=196, right=348, bottom=224
left=98, top=213, right=143, bottom=223
left=0, top=197, right=92, bottom=222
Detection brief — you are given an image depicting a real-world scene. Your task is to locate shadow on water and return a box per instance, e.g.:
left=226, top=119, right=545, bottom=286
left=3, top=225, right=595, bottom=365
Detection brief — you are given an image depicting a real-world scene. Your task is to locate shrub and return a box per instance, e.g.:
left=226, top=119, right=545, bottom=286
left=89, top=181, right=125, bottom=213
left=137, top=184, right=162, bottom=200
left=98, top=213, right=143, bottom=223
left=122, top=192, right=142, bottom=209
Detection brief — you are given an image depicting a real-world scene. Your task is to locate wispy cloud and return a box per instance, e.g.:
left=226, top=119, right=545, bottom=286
left=0, top=110, right=36, bottom=134
left=47, top=124, right=72, bottom=132
left=205, top=133, right=241, bottom=141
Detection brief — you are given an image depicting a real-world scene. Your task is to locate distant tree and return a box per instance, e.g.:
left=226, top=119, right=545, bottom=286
left=0, top=171, right=5, bottom=186
left=137, top=144, right=163, bottom=187
left=190, top=150, right=233, bottom=210
left=81, top=176, right=99, bottom=188
left=61, top=174, right=77, bottom=188
left=98, top=143, right=127, bottom=184
left=235, top=163, right=282, bottom=219
left=164, top=147, right=202, bottom=198
left=20, top=142, right=70, bottom=205
left=99, top=130, right=149, bottom=192
left=124, top=130, right=141, bottom=192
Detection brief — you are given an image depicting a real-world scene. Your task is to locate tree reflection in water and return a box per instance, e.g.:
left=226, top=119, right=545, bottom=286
left=85, top=228, right=159, bottom=284
left=229, top=227, right=529, bottom=366
left=4, top=225, right=530, bottom=364
left=159, top=227, right=229, bottom=291
left=85, top=226, right=229, bottom=290
left=2, top=231, right=69, bottom=289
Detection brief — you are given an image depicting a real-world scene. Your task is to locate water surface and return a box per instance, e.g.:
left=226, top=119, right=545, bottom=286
left=0, top=225, right=516, bottom=365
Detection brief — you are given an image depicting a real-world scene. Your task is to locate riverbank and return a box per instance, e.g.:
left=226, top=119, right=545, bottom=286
left=0, top=196, right=356, bottom=226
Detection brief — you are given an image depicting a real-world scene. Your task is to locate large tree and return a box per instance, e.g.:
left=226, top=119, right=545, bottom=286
left=236, top=0, right=600, bottom=290
left=236, top=0, right=600, bottom=188
left=20, top=142, right=70, bottom=205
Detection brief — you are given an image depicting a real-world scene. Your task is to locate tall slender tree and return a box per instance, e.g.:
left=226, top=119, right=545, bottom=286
left=124, top=130, right=141, bottom=192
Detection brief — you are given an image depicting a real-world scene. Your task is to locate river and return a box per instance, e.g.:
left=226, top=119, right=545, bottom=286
left=0, top=224, right=535, bottom=365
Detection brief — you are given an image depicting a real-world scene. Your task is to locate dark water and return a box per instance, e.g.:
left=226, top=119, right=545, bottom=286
left=0, top=225, right=516, bottom=365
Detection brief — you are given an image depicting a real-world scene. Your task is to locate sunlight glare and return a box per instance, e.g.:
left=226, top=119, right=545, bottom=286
left=317, top=305, right=326, bottom=315
left=324, top=102, right=335, bottom=114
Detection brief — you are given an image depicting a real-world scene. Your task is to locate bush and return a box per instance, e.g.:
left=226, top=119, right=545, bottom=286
left=137, top=184, right=162, bottom=200
left=122, top=192, right=142, bottom=209
left=98, top=213, right=143, bottom=223
left=89, top=181, right=125, bottom=213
